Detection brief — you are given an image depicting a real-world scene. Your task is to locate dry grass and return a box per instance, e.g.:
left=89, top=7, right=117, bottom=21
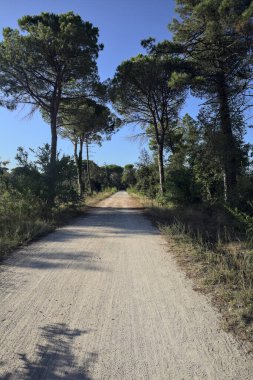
left=85, top=187, right=117, bottom=207
left=130, top=191, right=253, bottom=348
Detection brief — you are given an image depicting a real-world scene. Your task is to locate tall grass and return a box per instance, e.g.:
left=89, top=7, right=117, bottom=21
left=0, top=187, right=117, bottom=258
left=0, top=190, right=51, bottom=256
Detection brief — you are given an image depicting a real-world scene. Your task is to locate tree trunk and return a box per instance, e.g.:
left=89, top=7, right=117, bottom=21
left=48, top=111, right=58, bottom=206
left=152, top=116, right=165, bottom=196
left=78, top=138, right=84, bottom=198
left=86, top=140, right=92, bottom=195
left=74, top=139, right=84, bottom=198
left=48, top=78, right=61, bottom=206
left=157, top=143, right=165, bottom=195
left=217, top=74, right=237, bottom=202
left=73, top=140, right=79, bottom=191
left=223, top=170, right=228, bottom=203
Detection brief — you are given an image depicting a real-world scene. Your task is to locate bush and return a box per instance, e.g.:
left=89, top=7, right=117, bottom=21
left=0, top=188, right=51, bottom=256
left=228, top=203, right=253, bottom=242
left=165, top=167, right=201, bottom=204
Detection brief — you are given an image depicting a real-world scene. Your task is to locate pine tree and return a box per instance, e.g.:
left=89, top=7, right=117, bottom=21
left=170, top=0, right=253, bottom=201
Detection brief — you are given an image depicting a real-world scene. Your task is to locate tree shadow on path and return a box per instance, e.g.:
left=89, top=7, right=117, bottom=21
left=2, top=323, right=97, bottom=380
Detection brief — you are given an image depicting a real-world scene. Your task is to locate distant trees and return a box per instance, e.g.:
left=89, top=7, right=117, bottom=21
left=59, top=99, right=120, bottom=196
left=1, top=4, right=253, bottom=209
left=102, top=165, right=124, bottom=190
left=0, top=12, right=103, bottom=203
left=110, top=51, right=186, bottom=195
left=122, top=165, right=136, bottom=188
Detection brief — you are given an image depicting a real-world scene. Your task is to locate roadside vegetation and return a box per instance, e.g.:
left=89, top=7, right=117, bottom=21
left=0, top=12, right=121, bottom=258
left=0, top=148, right=119, bottom=258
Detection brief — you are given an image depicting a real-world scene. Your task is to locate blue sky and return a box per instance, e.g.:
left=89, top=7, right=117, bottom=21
left=0, top=0, right=251, bottom=167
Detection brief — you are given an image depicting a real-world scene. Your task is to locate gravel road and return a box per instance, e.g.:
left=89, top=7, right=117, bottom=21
left=0, top=191, right=252, bottom=379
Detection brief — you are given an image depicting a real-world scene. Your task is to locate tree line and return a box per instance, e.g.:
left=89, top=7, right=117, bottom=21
left=0, top=12, right=120, bottom=205
left=0, top=2, right=253, bottom=211
left=110, top=0, right=253, bottom=206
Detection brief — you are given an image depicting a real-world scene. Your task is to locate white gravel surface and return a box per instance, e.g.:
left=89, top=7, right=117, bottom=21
left=0, top=191, right=252, bottom=379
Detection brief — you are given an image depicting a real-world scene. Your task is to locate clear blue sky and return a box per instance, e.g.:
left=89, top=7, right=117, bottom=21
left=0, top=0, right=251, bottom=167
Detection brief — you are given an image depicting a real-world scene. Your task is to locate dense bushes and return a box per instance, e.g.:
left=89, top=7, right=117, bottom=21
left=0, top=188, right=49, bottom=255
left=0, top=145, right=124, bottom=257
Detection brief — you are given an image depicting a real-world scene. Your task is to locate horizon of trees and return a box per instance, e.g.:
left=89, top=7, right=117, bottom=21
left=0, top=2, right=252, bottom=210
left=110, top=0, right=253, bottom=205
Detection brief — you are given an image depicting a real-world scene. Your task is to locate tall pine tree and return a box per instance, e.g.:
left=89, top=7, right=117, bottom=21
left=170, top=0, right=253, bottom=201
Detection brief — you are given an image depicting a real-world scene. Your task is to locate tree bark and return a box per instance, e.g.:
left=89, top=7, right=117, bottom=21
left=78, top=138, right=84, bottom=198
left=157, top=143, right=165, bottom=195
left=74, top=139, right=84, bottom=198
left=48, top=110, right=58, bottom=206
left=86, top=140, right=92, bottom=195
left=217, top=73, right=237, bottom=202
left=152, top=114, right=165, bottom=196
left=48, top=77, right=62, bottom=206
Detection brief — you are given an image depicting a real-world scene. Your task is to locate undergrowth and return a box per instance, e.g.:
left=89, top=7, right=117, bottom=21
left=0, top=187, right=116, bottom=259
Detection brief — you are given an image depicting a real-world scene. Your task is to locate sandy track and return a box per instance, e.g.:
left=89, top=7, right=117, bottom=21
left=0, top=191, right=252, bottom=379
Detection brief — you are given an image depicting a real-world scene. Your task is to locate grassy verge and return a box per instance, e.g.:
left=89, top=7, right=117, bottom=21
left=0, top=188, right=117, bottom=259
left=85, top=187, right=117, bottom=207
left=129, top=190, right=253, bottom=348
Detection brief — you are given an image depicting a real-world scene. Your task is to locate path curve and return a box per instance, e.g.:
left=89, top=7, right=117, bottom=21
left=0, top=191, right=252, bottom=379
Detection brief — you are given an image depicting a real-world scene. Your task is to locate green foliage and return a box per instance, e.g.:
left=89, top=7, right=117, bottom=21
left=110, top=49, right=186, bottom=194
left=170, top=0, right=253, bottom=200
left=228, top=203, right=253, bottom=241
left=0, top=147, right=120, bottom=257
left=165, top=167, right=201, bottom=204
left=134, top=150, right=159, bottom=198
left=0, top=12, right=102, bottom=109
left=78, top=160, right=124, bottom=193
left=101, top=165, right=124, bottom=190
left=59, top=98, right=120, bottom=145
left=58, top=97, right=121, bottom=196
left=9, top=145, right=78, bottom=204
left=110, top=1, right=252, bottom=205
left=81, top=160, right=102, bottom=192
left=0, top=186, right=49, bottom=255
left=122, top=164, right=136, bottom=189
left=0, top=11, right=103, bottom=203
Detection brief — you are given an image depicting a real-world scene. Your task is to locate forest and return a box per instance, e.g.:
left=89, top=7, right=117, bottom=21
left=0, top=1, right=253, bottom=339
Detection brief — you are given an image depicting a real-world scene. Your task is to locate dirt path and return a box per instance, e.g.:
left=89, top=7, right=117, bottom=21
left=0, top=191, right=252, bottom=379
